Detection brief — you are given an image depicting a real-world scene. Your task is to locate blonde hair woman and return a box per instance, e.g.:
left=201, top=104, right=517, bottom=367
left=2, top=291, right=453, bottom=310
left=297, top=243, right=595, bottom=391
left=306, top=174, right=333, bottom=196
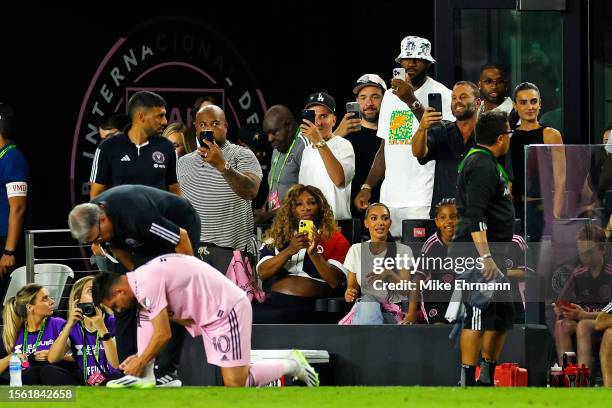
left=162, top=122, right=195, bottom=157
left=1, top=284, right=78, bottom=385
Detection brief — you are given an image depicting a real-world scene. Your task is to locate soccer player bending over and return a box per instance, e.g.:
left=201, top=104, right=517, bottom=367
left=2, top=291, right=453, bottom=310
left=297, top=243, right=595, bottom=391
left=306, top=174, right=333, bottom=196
left=93, top=254, right=318, bottom=388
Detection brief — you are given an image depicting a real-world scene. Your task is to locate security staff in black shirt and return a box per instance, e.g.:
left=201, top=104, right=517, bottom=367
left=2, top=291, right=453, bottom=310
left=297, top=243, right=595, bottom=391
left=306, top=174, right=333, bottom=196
left=453, top=110, right=514, bottom=387
left=69, top=185, right=200, bottom=270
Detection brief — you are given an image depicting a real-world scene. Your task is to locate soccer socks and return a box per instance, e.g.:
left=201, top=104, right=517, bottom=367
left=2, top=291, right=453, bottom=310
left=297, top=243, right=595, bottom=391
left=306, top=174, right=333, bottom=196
left=477, top=359, right=497, bottom=386
left=245, top=361, right=288, bottom=387
left=460, top=364, right=476, bottom=387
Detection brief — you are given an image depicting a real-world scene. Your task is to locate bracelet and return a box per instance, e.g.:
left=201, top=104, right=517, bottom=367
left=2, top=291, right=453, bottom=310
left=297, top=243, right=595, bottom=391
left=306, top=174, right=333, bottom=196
left=481, top=253, right=492, bottom=260
left=3, top=249, right=15, bottom=256
left=313, top=140, right=327, bottom=149
left=361, top=183, right=372, bottom=191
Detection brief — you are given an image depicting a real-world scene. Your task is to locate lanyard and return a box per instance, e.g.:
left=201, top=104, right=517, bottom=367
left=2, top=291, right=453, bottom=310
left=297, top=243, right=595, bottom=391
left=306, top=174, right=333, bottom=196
left=457, top=148, right=509, bottom=185
left=268, top=129, right=299, bottom=189
left=80, top=323, right=100, bottom=381
left=23, top=318, right=47, bottom=354
left=0, top=144, right=16, bottom=159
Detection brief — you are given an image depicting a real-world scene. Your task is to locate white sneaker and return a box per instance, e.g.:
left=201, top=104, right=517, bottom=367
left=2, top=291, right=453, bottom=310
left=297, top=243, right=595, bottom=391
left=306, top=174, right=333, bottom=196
left=289, top=349, right=319, bottom=387
left=107, top=361, right=155, bottom=389
left=106, top=375, right=155, bottom=389
left=155, top=373, right=182, bottom=387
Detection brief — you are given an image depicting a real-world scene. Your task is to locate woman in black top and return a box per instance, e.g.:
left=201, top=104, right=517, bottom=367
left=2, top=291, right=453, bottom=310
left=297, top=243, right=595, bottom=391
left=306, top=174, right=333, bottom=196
left=510, top=82, right=565, bottom=241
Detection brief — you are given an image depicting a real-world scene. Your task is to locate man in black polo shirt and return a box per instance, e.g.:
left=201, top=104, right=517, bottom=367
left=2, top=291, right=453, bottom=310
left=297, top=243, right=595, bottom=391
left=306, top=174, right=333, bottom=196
left=453, top=110, right=514, bottom=387
left=89, top=91, right=180, bottom=200
left=412, top=81, right=480, bottom=217
left=68, top=184, right=199, bottom=387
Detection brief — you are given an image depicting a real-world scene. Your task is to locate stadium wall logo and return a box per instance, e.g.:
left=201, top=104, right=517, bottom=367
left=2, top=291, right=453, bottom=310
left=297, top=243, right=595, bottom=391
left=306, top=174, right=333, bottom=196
left=70, top=16, right=267, bottom=205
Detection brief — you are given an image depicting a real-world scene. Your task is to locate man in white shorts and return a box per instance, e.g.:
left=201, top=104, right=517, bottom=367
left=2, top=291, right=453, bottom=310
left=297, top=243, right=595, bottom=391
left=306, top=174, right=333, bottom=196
left=93, top=254, right=318, bottom=388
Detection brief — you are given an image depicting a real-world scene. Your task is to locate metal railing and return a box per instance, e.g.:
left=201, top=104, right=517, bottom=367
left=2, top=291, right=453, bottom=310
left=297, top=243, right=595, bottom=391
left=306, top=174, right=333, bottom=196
left=24, top=229, right=97, bottom=314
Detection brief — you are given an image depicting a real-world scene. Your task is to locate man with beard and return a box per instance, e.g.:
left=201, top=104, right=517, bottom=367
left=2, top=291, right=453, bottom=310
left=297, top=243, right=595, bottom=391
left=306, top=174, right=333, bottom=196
left=89, top=91, right=180, bottom=199
left=412, top=81, right=480, bottom=217
left=354, top=36, right=453, bottom=237
left=477, top=64, right=518, bottom=128
left=334, top=74, right=387, bottom=219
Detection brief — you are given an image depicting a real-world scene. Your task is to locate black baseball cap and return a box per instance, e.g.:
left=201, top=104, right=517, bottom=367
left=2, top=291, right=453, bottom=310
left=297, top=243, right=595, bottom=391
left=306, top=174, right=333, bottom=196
left=305, top=92, right=336, bottom=113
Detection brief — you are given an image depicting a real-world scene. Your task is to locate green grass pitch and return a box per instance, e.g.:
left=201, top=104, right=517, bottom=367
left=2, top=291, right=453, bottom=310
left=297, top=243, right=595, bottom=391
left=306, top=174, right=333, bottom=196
left=1, top=386, right=611, bottom=408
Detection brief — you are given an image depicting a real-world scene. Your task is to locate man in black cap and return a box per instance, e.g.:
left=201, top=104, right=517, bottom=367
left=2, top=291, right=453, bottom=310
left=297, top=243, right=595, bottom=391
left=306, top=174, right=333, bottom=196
left=334, top=74, right=387, bottom=219
left=298, top=92, right=355, bottom=220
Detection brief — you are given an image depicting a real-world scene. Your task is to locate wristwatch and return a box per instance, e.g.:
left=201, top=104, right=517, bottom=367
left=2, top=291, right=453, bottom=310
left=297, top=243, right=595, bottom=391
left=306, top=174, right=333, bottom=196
left=99, top=332, right=114, bottom=341
left=220, top=161, right=231, bottom=173
left=409, top=99, right=423, bottom=111
left=3, top=249, right=15, bottom=256
left=313, top=140, right=327, bottom=149
left=361, top=183, right=372, bottom=191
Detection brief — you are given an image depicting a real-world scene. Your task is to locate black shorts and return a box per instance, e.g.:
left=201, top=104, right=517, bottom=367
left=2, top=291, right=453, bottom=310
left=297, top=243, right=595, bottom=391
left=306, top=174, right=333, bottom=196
left=463, top=301, right=515, bottom=331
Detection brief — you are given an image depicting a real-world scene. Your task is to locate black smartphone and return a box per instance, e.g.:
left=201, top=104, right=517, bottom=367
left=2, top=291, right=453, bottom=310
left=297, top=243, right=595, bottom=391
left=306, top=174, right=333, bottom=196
left=198, top=130, right=215, bottom=148
left=346, top=102, right=361, bottom=119
left=302, top=109, right=316, bottom=124
left=77, top=302, right=96, bottom=317
left=428, top=93, right=443, bottom=113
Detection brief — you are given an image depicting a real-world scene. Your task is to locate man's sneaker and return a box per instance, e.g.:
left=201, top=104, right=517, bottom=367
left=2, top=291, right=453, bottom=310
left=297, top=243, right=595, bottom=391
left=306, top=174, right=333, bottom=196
left=289, top=349, right=319, bottom=387
left=106, top=375, right=155, bottom=389
left=156, top=372, right=182, bottom=387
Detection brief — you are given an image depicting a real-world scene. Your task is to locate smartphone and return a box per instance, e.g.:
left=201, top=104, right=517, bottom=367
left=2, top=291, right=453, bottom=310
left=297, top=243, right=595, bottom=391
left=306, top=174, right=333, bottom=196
left=77, top=302, right=96, bottom=317
left=428, top=93, right=443, bottom=113
left=393, top=67, right=406, bottom=80
left=302, top=109, right=316, bottom=124
left=298, top=219, right=315, bottom=241
left=198, top=130, right=215, bottom=148
left=346, top=102, right=361, bottom=120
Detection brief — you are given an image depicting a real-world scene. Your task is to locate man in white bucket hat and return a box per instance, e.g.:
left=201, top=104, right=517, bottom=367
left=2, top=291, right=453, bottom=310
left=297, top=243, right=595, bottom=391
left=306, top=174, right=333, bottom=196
left=354, top=36, right=453, bottom=237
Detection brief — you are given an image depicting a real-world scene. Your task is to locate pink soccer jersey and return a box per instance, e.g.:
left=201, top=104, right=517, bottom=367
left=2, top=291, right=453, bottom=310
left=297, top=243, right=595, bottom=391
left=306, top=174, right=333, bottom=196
left=127, top=254, right=247, bottom=337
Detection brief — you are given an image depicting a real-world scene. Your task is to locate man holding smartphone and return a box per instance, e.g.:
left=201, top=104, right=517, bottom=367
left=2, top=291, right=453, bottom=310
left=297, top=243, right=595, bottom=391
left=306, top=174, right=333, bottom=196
left=354, top=36, right=453, bottom=237
left=334, top=74, right=386, bottom=220
left=298, top=92, right=355, bottom=220
left=177, top=104, right=262, bottom=273
left=412, top=81, right=481, bottom=217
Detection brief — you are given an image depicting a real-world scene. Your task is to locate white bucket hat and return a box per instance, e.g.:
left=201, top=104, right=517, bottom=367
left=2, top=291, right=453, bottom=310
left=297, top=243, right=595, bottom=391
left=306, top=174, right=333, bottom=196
left=395, top=36, right=436, bottom=64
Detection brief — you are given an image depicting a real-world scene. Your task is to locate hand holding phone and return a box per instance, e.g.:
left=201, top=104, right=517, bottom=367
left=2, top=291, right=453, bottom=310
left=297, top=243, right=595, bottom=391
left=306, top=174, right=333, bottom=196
left=198, top=130, right=215, bottom=148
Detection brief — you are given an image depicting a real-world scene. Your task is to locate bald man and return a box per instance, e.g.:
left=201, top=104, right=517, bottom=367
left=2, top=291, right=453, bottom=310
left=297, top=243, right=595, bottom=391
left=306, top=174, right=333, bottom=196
left=258, top=106, right=306, bottom=223
left=176, top=105, right=263, bottom=273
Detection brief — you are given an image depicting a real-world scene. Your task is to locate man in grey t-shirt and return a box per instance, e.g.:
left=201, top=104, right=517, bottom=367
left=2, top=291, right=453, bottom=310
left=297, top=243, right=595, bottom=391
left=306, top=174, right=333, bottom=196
left=256, top=105, right=306, bottom=224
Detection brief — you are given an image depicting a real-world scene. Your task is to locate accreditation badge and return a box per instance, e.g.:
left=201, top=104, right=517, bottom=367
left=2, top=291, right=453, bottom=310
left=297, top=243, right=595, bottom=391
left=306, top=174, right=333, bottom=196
left=267, top=191, right=281, bottom=211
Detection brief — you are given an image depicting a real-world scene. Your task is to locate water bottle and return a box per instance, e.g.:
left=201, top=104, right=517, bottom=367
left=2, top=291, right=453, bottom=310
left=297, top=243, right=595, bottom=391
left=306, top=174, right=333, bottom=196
left=9, top=353, right=22, bottom=386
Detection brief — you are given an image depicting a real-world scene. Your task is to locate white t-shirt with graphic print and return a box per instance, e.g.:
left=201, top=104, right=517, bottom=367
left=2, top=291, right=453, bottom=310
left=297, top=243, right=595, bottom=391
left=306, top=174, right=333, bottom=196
left=377, top=76, right=453, bottom=207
